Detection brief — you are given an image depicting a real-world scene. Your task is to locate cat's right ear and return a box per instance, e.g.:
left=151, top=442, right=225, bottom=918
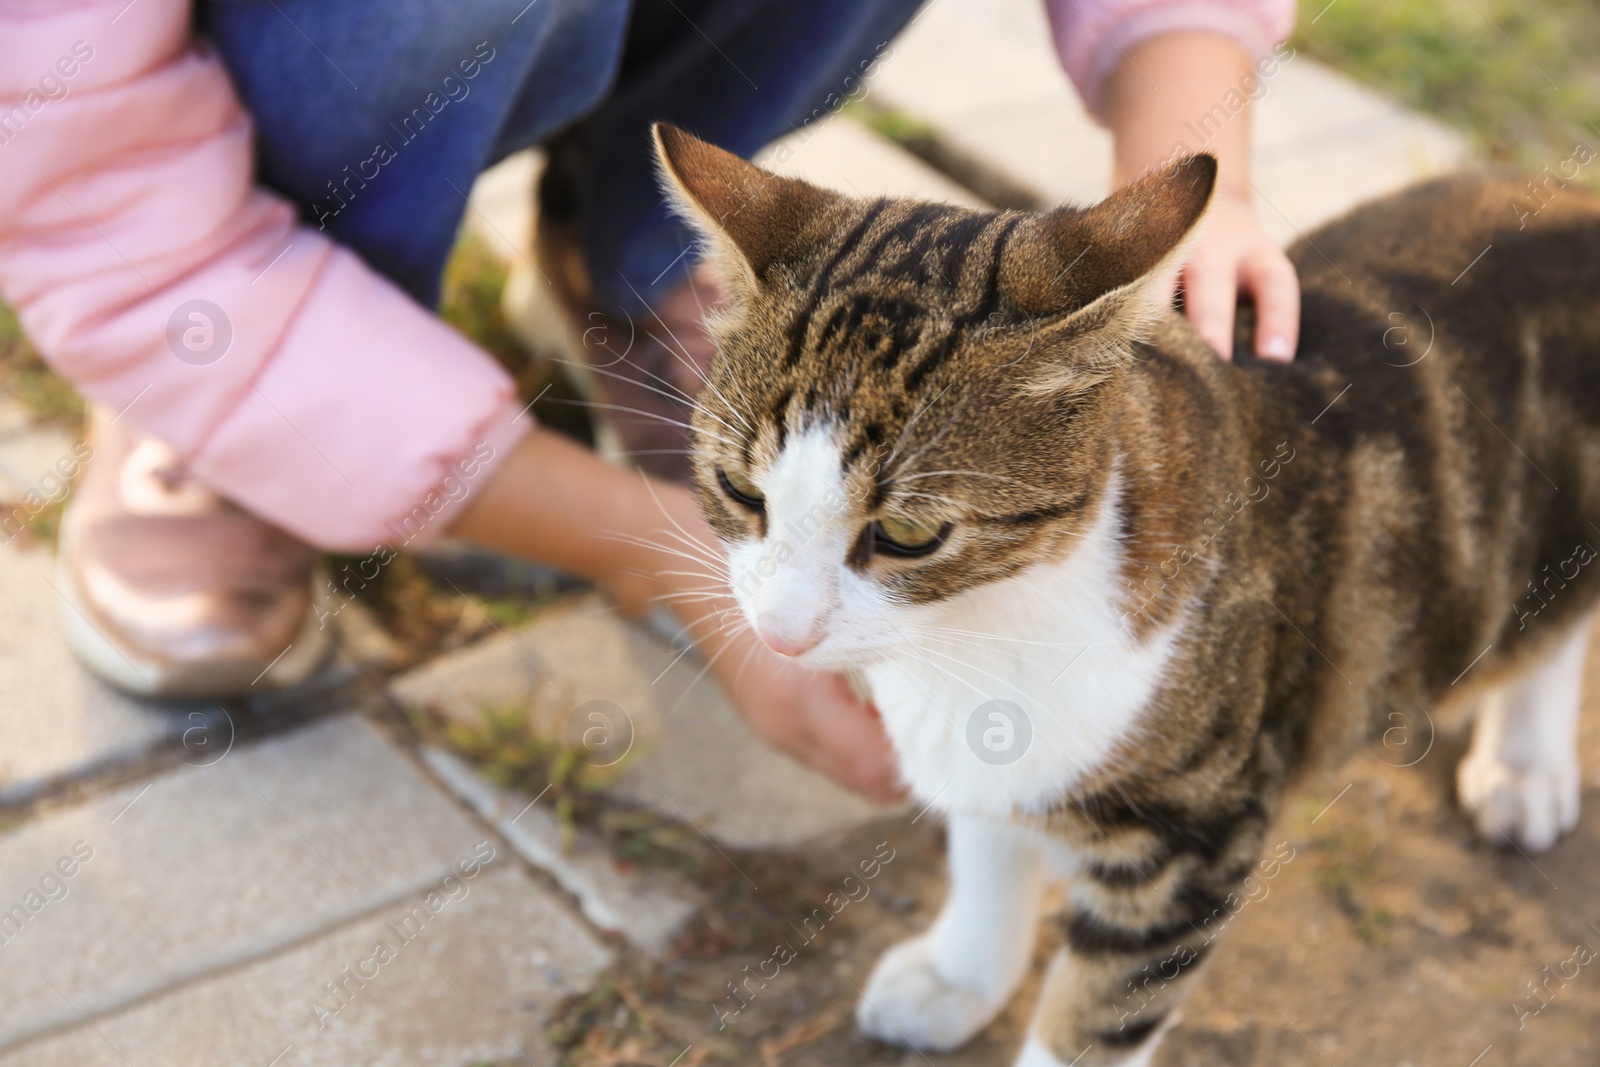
left=1006, top=154, right=1218, bottom=321
left=652, top=123, right=844, bottom=299
left=999, top=154, right=1217, bottom=392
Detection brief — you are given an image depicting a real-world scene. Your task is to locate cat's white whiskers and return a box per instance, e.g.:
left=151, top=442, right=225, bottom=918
left=555, top=397, right=743, bottom=450
left=892, top=650, right=1016, bottom=742
left=917, top=626, right=1086, bottom=650
left=728, top=632, right=767, bottom=690
left=910, top=632, right=1059, bottom=672
left=636, top=298, right=758, bottom=433
left=644, top=522, right=727, bottom=562
left=562, top=352, right=697, bottom=408
left=912, top=642, right=1041, bottom=704
left=634, top=313, right=701, bottom=375
left=643, top=331, right=758, bottom=434
left=671, top=277, right=763, bottom=430
left=569, top=356, right=749, bottom=440
left=882, top=620, right=995, bottom=700
left=648, top=594, right=732, bottom=612
left=911, top=630, right=1057, bottom=675
left=611, top=447, right=698, bottom=459
left=643, top=317, right=713, bottom=387
left=613, top=267, right=726, bottom=398
left=599, top=534, right=722, bottom=569
left=599, top=526, right=725, bottom=564
left=637, top=476, right=735, bottom=571
left=651, top=572, right=735, bottom=589
left=634, top=336, right=755, bottom=436
left=615, top=570, right=732, bottom=605
left=664, top=609, right=762, bottom=717
left=599, top=536, right=731, bottom=582
left=696, top=608, right=752, bottom=643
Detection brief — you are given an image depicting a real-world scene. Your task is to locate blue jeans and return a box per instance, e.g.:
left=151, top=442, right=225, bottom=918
left=199, top=0, right=925, bottom=315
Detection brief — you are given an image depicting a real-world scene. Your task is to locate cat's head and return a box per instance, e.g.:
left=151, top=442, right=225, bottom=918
left=652, top=124, right=1214, bottom=668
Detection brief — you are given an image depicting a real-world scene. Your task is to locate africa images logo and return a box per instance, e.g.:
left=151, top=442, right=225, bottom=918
left=965, top=699, right=1032, bottom=766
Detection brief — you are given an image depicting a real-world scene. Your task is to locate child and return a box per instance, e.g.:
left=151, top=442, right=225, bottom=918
left=0, top=0, right=1295, bottom=801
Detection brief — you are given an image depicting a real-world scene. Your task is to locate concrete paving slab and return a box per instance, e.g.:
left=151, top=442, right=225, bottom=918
left=760, top=113, right=988, bottom=206
left=870, top=0, right=1472, bottom=240
left=872, top=0, right=1111, bottom=208
left=393, top=595, right=895, bottom=851
left=0, top=864, right=610, bottom=1067
left=0, top=422, right=77, bottom=501
left=0, top=540, right=179, bottom=805
left=423, top=745, right=698, bottom=956
left=1248, top=57, right=1473, bottom=240
left=0, top=715, right=495, bottom=1052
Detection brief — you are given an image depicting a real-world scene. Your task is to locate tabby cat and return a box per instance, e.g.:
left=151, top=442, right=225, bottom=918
left=652, top=122, right=1600, bottom=1066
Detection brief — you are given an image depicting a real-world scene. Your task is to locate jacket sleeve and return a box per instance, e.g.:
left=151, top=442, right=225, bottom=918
left=1042, top=0, right=1296, bottom=122
left=0, top=0, right=531, bottom=551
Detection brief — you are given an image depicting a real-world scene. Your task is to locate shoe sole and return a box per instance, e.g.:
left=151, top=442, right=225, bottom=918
left=55, top=555, right=335, bottom=702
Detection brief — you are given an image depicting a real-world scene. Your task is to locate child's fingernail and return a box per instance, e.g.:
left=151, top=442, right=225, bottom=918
left=1260, top=336, right=1293, bottom=360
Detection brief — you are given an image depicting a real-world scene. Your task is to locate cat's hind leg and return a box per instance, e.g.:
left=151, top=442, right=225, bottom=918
left=1458, top=615, right=1590, bottom=852
left=857, top=814, right=1046, bottom=1051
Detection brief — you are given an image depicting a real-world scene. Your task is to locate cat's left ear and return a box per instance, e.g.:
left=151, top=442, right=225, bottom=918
left=653, top=123, right=846, bottom=300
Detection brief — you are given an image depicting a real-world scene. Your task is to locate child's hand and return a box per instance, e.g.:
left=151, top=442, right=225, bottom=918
left=1181, top=188, right=1300, bottom=361
left=712, top=636, right=906, bottom=805
left=1101, top=32, right=1302, bottom=362
left=651, top=578, right=905, bottom=804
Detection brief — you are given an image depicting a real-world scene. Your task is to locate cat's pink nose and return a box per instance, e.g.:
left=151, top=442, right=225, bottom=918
left=757, top=624, right=822, bottom=657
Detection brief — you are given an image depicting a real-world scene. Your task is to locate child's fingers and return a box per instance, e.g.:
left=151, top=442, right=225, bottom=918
left=796, top=680, right=905, bottom=804
left=1181, top=256, right=1238, bottom=360
left=737, top=659, right=904, bottom=804
left=1242, top=245, right=1300, bottom=361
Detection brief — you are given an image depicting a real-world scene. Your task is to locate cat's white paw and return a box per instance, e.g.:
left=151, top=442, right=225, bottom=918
left=856, top=934, right=1007, bottom=1051
left=1458, top=747, right=1579, bottom=852
left=1012, top=1037, right=1070, bottom=1067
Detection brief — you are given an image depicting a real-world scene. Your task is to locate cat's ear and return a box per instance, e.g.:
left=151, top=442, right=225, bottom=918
left=652, top=123, right=844, bottom=296
left=1005, top=154, right=1217, bottom=318
left=999, top=154, right=1217, bottom=390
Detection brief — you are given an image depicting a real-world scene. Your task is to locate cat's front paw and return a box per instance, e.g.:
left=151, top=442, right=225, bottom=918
left=1458, top=748, right=1579, bottom=852
left=856, top=934, right=1006, bottom=1051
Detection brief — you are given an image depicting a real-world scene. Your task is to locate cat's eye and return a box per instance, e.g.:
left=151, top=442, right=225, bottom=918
left=870, top=516, right=952, bottom=557
left=717, top=466, right=765, bottom=511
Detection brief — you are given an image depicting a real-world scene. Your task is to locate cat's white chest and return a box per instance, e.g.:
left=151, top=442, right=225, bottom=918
left=862, top=487, right=1185, bottom=820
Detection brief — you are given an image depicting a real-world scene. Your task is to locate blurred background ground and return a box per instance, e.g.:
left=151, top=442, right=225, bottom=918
left=1293, top=0, right=1600, bottom=167
left=1, top=1, right=1598, bottom=1065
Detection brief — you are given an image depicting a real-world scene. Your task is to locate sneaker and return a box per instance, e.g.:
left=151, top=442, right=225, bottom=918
left=56, top=407, right=332, bottom=699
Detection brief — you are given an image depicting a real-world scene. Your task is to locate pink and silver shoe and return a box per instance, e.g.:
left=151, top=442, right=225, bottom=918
left=56, top=408, right=331, bottom=699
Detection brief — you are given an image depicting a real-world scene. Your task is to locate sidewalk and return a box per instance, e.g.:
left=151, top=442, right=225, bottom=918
left=11, top=3, right=1589, bottom=1066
